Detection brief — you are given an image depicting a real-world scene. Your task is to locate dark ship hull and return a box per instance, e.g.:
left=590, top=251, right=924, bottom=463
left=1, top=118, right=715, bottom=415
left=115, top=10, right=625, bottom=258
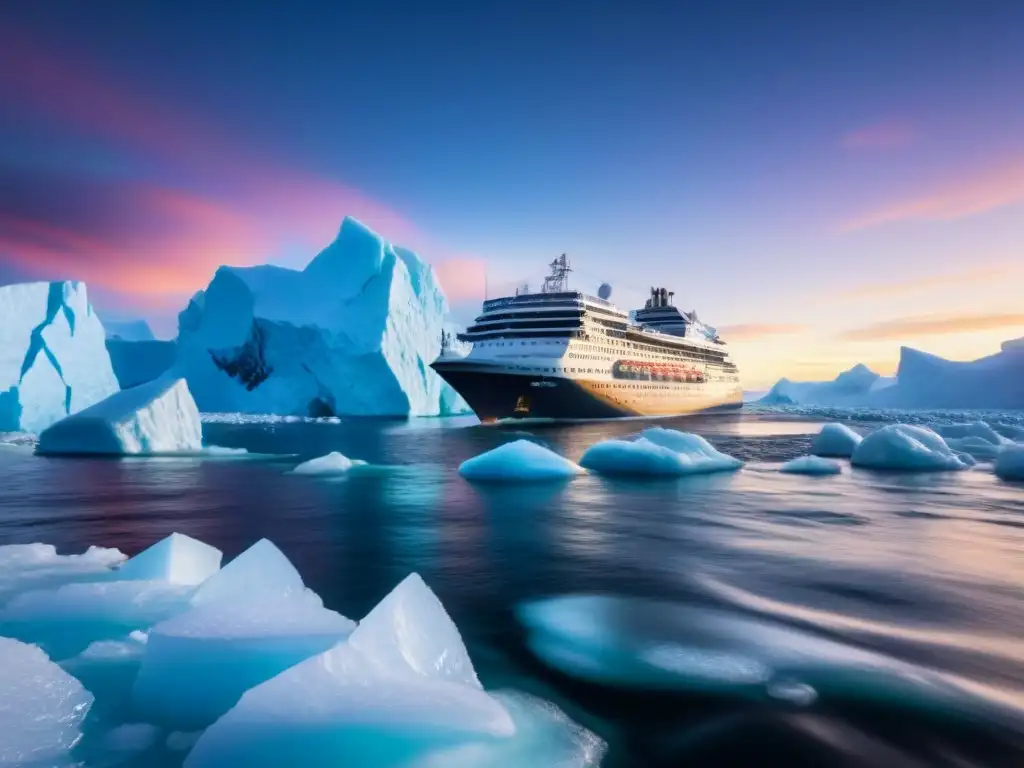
left=432, top=360, right=743, bottom=421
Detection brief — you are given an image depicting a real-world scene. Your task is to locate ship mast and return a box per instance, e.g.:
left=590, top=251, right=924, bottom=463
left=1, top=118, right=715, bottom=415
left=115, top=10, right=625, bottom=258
left=541, top=254, right=572, bottom=293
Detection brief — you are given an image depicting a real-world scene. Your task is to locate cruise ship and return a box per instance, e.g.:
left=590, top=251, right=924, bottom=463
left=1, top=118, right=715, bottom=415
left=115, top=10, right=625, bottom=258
left=431, top=255, right=743, bottom=420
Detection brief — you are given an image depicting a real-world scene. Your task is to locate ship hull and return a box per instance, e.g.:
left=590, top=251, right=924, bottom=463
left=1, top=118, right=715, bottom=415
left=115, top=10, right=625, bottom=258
left=433, top=361, right=743, bottom=421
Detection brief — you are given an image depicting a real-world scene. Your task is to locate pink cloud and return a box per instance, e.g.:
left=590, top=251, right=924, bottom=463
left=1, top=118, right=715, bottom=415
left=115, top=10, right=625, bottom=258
left=842, top=157, right=1024, bottom=231
left=841, top=120, right=915, bottom=150
left=433, top=258, right=487, bottom=303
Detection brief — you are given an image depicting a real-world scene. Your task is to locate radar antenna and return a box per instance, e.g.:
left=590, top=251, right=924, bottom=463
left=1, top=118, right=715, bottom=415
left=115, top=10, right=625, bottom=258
left=541, top=254, right=572, bottom=293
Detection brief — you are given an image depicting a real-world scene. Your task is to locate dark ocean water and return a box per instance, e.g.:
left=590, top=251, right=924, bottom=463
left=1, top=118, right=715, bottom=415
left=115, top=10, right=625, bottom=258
left=1, top=409, right=1023, bottom=766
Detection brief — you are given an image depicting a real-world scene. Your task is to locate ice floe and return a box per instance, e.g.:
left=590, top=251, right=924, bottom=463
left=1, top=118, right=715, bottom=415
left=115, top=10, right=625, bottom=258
left=809, top=423, right=862, bottom=458
left=290, top=451, right=366, bottom=475
left=851, top=424, right=971, bottom=472
left=995, top=444, right=1024, bottom=481
left=779, top=455, right=842, bottom=475
left=459, top=439, right=583, bottom=482
left=580, top=428, right=742, bottom=477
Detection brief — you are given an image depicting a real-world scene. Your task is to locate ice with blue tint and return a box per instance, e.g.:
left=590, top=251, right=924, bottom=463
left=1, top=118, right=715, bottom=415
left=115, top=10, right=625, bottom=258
left=115, top=533, right=222, bottom=585
left=175, top=217, right=459, bottom=417
left=0, top=637, right=94, bottom=767
left=779, top=455, right=842, bottom=475
left=133, top=539, right=355, bottom=728
left=459, top=439, right=583, bottom=482
left=37, top=377, right=203, bottom=455
left=810, top=423, right=862, bottom=457
left=0, top=543, right=125, bottom=607
left=995, top=444, right=1024, bottom=481
left=936, top=422, right=1015, bottom=461
left=0, top=281, right=120, bottom=434
left=290, top=451, right=366, bottom=475
left=99, top=723, right=161, bottom=756
left=106, top=339, right=177, bottom=388
left=580, top=428, right=742, bottom=477
left=851, top=424, right=971, bottom=472
left=1, top=533, right=221, bottom=658
left=185, top=573, right=515, bottom=767
left=103, top=318, right=156, bottom=342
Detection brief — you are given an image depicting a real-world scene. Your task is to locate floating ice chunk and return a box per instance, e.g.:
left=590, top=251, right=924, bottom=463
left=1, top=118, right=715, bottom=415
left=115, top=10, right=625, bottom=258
left=779, top=455, right=842, bottom=475
left=1, top=580, right=195, bottom=659
left=809, top=423, right=862, bottom=457
left=190, top=539, right=304, bottom=607
left=0, top=543, right=125, bottom=606
left=937, top=421, right=1007, bottom=444
left=67, top=631, right=149, bottom=664
left=290, top=451, right=366, bottom=475
left=101, top=723, right=161, bottom=754
left=133, top=594, right=355, bottom=728
left=580, top=429, right=742, bottom=477
left=851, top=424, right=969, bottom=472
left=995, top=444, right=1024, bottom=481
left=408, top=691, right=606, bottom=768
left=115, top=533, right=222, bottom=586
left=38, top=377, right=202, bottom=455
left=349, top=573, right=481, bottom=687
left=167, top=731, right=203, bottom=752
left=459, top=439, right=582, bottom=482
left=0, top=637, right=94, bottom=767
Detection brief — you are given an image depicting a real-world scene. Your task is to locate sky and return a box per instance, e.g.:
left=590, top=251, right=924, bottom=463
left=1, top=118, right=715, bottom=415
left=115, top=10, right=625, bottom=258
left=2, top=1, right=1023, bottom=388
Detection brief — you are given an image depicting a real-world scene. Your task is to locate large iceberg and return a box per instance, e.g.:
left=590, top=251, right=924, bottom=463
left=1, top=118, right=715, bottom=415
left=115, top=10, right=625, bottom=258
left=0, top=281, right=119, bottom=433
left=850, top=424, right=970, bottom=472
left=760, top=341, right=1024, bottom=410
left=810, top=423, right=862, bottom=457
left=37, top=377, right=203, bottom=455
left=580, top=427, right=742, bottom=477
left=458, top=439, right=583, bottom=482
left=133, top=539, right=355, bottom=728
left=106, top=339, right=177, bottom=388
left=0, top=638, right=94, bottom=767
left=174, top=217, right=463, bottom=417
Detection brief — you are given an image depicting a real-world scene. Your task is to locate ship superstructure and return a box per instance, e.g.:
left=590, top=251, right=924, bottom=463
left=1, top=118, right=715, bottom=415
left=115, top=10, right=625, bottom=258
left=432, top=256, right=742, bottom=420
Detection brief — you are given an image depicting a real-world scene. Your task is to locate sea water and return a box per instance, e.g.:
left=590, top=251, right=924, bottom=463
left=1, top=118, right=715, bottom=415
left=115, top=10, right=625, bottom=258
left=1, top=408, right=1023, bottom=766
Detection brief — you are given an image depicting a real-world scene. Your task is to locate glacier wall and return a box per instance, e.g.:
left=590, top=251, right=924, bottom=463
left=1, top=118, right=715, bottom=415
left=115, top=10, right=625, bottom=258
left=0, top=281, right=119, bottom=433
left=175, top=217, right=466, bottom=417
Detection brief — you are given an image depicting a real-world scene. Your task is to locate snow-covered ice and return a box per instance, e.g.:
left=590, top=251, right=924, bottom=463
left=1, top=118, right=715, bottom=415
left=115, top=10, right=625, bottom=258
left=290, top=451, right=366, bottom=475
left=810, top=423, right=862, bottom=457
left=851, top=424, right=971, bottom=472
left=779, top=455, right=842, bottom=475
left=133, top=539, right=354, bottom=727
left=0, top=543, right=125, bottom=607
left=459, top=439, right=583, bottom=482
left=580, top=428, right=742, bottom=477
left=115, top=532, right=222, bottom=585
left=0, top=637, right=94, bottom=767
left=0, top=281, right=119, bottom=434
left=175, top=217, right=460, bottom=417
left=37, top=377, right=203, bottom=455
left=995, top=444, right=1024, bottom=481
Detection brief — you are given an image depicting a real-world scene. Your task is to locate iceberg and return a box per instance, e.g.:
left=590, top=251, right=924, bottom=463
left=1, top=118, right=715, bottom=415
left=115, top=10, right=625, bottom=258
left=115, top=532, right=222, bottom=585
left=0, top=637, right=94, bottom=767
left=936, top=422, right=1014, bottom=461
left=995, top=444, right=1024, bottom=481
left=810, top=423, right=862, bottom=457
left=133, top=539, right=354, bottom=727
left=106, top=339, right=177, bottom=388
left=580, top=428, right=742, bottom=477
left=850, top=424, right=970, bottom=472
left=185, top=573, right=515, bottom=767
left=290, top=451, right=366, bottom=475
left=175, top=217, right=459, bottom=417
left=103, top=318, right=155, bottom=342
left=760, top=364, right=894, bottom=407
left=779, top=455, right=842, bottom=475
left=0, top=281, right=119, bottom=434
left=458, top=439, right=583, bottom=482
left=37, top=377, right=203, bottom=455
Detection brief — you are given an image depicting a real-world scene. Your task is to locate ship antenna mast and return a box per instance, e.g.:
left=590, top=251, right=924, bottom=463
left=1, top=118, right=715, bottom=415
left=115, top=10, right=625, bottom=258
left=541, top=253, right=572, bottom=293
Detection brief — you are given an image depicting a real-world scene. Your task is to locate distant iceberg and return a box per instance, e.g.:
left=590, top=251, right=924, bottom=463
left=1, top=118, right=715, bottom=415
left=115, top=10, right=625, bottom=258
left=760, top=340, right=1024, bottom=410
left=0, top=281, right=119, bottom=433
left=37, top=377, right=203, bottom=455
left=106, top=339, right=177, bottom=388
left=175, top=217, right=464, bottom=418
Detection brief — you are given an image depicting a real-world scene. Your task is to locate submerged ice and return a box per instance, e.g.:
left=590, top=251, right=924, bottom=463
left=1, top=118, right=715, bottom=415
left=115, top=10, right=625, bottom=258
left=459, top=439, right=583, bottom=481
left=580, top=427, right=742, bottom=477
left=290, top=451, right=366, bottom=475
